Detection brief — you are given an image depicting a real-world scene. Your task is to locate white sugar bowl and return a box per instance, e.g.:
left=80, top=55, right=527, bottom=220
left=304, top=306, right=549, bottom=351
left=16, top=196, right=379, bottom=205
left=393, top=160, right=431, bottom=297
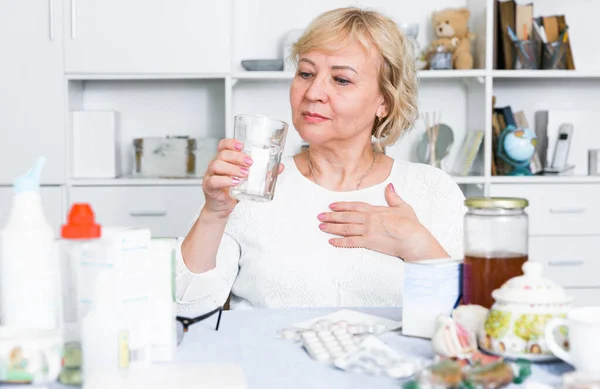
left=478, top=261, right=572, bottom=360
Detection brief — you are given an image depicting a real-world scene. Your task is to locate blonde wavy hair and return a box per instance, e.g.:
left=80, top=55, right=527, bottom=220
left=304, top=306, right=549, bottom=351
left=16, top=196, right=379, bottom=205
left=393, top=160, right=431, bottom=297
left=290, top=7, right=418, bottom=151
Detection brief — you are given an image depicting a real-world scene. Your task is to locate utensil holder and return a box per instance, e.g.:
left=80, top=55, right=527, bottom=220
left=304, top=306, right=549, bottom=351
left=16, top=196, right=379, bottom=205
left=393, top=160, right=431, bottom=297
left=542, top=41, right=567, bottom=70
left=512, top=40, right=542, bottom=70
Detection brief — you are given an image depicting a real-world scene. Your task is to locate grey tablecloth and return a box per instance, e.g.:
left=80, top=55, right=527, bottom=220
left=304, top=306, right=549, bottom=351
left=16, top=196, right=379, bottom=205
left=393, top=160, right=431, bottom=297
left=35, top=307, right=572, bottom=388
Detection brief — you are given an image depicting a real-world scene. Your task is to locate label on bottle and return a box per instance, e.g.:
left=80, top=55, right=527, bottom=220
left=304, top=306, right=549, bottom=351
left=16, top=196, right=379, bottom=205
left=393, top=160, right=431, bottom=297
left=118, top=330, right=130, bottom=369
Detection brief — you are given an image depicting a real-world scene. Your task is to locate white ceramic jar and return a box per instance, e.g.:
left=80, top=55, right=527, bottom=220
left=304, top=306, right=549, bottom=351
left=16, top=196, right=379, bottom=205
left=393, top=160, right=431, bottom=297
left=478, top=261, right=572, bottom=361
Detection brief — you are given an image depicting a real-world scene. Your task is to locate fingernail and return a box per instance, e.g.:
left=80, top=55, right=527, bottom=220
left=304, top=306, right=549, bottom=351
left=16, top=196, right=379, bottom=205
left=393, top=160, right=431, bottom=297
left=317, top=213, right=325, bottom=221
left=240, top=167, right=249, bottom=176
left=232, top=177, right=241, bottom=185
left=319, top=223, right=326, bottom=229
left=328, top=239, right=335, bottom=245
left=235, top=142, right=244, bottom=151
left=388, top=183, right=395, bottom=192
left=244, top=157, right=253, bottom=166
left=329, top=203, right=337, bottom=210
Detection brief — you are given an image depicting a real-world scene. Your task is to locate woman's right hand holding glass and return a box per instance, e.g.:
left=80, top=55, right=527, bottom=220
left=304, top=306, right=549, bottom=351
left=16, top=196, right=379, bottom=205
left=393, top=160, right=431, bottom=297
left=201, top=139, right=252, bottom=218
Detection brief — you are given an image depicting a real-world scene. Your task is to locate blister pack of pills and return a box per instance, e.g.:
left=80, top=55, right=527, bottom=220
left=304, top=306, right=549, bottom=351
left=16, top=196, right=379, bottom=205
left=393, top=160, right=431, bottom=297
left=278, top=319, right=426, bottom=380
left=333, top=336, right=426, bottom=379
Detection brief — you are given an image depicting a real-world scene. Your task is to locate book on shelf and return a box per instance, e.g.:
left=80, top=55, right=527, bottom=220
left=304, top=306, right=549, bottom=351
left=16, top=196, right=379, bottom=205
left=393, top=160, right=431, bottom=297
left=497, top=0, right=516, bottom=69
left=557, top=15, right=576, bottom=70
left=496, top=1, right=575, bottom=70
left=451, top=131, right=484, bottom=177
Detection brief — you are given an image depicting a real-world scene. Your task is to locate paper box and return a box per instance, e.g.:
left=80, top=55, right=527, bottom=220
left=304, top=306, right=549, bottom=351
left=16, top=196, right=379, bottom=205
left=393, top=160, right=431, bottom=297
left=78, top=228, right=176, bottom=363
left=402, top=259, right=462, bottom=339
left=72, top=111, right=119, bottom=178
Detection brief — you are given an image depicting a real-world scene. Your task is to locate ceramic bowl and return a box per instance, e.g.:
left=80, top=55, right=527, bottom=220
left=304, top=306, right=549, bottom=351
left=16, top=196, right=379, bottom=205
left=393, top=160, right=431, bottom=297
left=478, top=261, right=572, bottom=361
left=241, top=59, right=284, bottom=71
left=0, top=327, right=63, bottom=384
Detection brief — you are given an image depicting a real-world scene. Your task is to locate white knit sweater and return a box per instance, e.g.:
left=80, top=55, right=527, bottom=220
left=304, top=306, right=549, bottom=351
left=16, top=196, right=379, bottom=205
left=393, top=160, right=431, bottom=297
left=175, top=157, right=466, bottom=315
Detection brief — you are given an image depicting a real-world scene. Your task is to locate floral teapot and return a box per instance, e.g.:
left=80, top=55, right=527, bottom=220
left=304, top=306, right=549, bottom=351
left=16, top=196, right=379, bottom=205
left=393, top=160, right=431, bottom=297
left=478, top=261, right=572, bottom=360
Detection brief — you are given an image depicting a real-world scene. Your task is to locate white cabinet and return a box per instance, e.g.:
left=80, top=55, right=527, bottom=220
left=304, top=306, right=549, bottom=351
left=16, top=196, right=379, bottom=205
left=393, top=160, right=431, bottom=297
left=488, top=184, right=600, bottom=236
left=69, top=186, right=204, bottom=238
left=0, top=0, right=66, bottom=184
left=0, top=187, right=65, bottom=237
left=64, top=0, right=231, bottom=74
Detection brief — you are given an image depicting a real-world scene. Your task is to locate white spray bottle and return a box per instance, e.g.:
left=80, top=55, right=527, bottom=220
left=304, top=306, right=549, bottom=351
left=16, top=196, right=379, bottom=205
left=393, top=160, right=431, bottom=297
left=0, top=157, right=61, bottom=329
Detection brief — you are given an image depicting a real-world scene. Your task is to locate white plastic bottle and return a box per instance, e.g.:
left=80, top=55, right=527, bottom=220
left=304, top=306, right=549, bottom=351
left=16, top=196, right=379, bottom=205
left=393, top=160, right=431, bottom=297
left=81, top=271, right=130, bottom=384
left=0, top=157, right=61, bottom=329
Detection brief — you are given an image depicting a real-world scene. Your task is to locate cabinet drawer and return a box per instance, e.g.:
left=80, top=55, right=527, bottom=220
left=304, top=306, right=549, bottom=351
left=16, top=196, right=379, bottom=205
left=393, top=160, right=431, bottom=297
left=566, top=288, right=600, bottom=307
left=530, top=236, right=600, bottom=288
left=69, top=186, right=204, bottom=238
left=489, top=184, right=600, bottom=236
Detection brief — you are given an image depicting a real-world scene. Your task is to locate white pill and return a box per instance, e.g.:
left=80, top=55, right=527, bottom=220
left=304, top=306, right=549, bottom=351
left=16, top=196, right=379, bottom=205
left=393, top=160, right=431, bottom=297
left=386, top=364, right=413, bottom=379
left=333, top=329, right=349, bottom=338
left=328, top=344, right=343, bottom=352
left=302, top=331, right=317, bottom=339
left=314, top=320, right=331, bottom=331
left=329, top=323, right=341, bottom=331
left=355, top=324, right=367, bottom=334
left=312, top=350, right=331, bottom=362
left=318, top=330, right=333, bottom=339
left=347, top=325, right=359, bottom=334
left=344, top=344, right=359, bottom=354
left=336, top=321, right=349, bottom=330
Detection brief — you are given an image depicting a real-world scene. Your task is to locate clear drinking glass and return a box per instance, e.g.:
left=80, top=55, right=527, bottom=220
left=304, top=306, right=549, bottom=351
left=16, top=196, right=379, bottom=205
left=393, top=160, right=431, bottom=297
left=230, top=114, right=288, bottom=202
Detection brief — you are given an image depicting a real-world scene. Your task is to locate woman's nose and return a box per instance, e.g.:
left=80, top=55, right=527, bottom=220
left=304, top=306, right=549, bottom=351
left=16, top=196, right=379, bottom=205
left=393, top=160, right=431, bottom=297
left=304, top=76, right=328, bottom=103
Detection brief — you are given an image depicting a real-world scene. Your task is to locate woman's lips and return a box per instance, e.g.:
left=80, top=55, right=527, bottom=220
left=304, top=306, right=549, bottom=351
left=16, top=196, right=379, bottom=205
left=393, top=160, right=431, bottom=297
left=302, top=111, right=330, bottom=124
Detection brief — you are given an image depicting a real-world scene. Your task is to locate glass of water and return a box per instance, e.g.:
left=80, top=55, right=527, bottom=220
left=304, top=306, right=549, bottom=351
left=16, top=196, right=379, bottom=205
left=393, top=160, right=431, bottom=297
left=230, top=114, right=288, bottom=202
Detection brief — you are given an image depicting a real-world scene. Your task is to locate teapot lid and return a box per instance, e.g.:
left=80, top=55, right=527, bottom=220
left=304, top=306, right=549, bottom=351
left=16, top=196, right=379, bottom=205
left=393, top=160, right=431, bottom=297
left=491, top=261, right=572, bottom=305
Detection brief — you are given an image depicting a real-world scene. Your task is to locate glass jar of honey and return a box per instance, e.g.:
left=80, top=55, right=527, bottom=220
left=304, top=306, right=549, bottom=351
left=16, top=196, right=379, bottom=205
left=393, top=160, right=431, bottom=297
left=463, top=197, right=529, bottom=309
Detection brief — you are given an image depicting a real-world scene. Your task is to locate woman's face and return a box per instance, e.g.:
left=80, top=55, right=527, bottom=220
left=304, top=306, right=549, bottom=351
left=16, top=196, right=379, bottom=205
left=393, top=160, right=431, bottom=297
left=289, top=41, right=388, bottom=148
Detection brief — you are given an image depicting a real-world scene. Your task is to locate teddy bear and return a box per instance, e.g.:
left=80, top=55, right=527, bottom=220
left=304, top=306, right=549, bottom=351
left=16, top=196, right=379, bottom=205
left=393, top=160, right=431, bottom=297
left=427, top=7, right=475, bottom=70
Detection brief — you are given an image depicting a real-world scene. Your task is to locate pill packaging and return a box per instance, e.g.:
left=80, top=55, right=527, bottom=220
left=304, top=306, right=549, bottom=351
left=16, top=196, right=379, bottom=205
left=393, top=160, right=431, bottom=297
left=278, top=319, right=425, bottom=379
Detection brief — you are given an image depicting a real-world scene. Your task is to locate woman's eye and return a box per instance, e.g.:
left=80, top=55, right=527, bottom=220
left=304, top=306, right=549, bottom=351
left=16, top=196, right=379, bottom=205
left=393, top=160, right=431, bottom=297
left=298, top=72, right=313, bottom=79
left=334, top=77, right=351, bottom=85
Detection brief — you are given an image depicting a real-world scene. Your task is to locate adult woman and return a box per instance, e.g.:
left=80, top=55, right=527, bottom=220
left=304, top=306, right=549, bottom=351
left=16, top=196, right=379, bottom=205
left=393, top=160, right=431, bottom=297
left=176, top=7, right=465, bottom=315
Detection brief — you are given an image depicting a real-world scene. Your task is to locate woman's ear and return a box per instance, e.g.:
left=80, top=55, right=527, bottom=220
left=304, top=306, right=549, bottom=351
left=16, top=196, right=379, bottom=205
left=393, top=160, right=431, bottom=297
left=376, top=101, right=389, bottom=119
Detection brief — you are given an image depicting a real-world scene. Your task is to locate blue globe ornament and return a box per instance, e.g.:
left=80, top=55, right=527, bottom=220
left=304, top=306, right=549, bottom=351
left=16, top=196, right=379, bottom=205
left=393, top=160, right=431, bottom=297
left=498, top=125, right=538, bottom=176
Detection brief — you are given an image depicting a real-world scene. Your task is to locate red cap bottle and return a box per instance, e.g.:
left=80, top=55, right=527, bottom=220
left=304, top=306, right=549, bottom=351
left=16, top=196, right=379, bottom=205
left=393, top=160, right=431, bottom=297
left=61, top=203, right=101, bottom=239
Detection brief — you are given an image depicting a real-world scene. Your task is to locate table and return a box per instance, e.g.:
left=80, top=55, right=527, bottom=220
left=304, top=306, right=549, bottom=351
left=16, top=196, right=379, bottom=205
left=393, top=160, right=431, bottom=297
left=40, top=307, right=572, bottom=389
left=176, top=307, right=572, bottom=389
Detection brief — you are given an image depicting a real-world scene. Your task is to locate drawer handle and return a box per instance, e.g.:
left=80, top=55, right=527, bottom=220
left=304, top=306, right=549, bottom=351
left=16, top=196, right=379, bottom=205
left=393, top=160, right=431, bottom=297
left=549, top=260, right=584, bottom=267
left=549, top=207, right=586, bottom=214
left=129, top=211, right=167, bottom=217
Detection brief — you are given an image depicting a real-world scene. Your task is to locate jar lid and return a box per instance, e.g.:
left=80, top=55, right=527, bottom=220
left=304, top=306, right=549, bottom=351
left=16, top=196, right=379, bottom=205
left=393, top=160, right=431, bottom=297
left=464, top=197, right=529, bottom=209
left=491, top=261, right=572, bottom=305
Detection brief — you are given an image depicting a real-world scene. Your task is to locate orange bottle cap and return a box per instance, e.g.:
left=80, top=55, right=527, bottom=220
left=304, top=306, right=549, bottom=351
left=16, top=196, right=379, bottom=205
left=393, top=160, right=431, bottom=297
left=61, top=203, right=101, bottom=239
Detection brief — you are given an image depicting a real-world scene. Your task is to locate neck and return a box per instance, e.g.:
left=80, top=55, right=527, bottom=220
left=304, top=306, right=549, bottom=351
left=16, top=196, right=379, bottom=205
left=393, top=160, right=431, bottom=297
left=307, top=143, right=377, bottom=191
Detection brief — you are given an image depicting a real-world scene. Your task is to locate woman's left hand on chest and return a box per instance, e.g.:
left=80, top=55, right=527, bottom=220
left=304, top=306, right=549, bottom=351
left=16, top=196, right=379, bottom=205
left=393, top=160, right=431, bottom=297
left=317, top=183, right=449, bottom=261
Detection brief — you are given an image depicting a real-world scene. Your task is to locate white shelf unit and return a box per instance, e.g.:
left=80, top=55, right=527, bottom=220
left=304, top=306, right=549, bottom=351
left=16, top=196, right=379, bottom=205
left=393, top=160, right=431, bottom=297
left=3, top=0, right=600, bottom=298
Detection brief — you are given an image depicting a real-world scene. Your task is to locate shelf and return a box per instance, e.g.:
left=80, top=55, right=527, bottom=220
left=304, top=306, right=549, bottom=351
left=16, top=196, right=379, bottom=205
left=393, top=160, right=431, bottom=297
left=492, top=70, right=600, bottom=79
left=69, top=177, right=203, bottom=187
left=233, top=71, right=295, bottom=80
left=490, top=175, right=600, bottom=184
left=64, top=70, right=600, bottom=82
left=418, top=70, right=487, bottom=79
left=232, top=69, right=488, bottom=81
left=66, top=73, right=229, bottom=80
